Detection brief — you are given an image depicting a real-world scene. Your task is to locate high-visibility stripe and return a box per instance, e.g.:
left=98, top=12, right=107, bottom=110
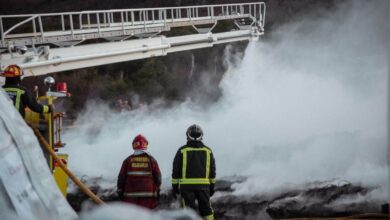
left=124, top=192, right=157, bottom=197
left=178, top=178, right=210, bottom=185
left=202, top=200, right=215, bottom=220
left=210, top=178, right=216, bottom=184
left=4, top=88, right=24, bottom=111
left=180, top=147, right=212, bottom=184
left=181, top=147, right=211, bottom=153
left=172, top=178, right=179, bottom=184
left=205, top=150, right=210, bottom=178
left=203, top=214, right=214, bottom=220
left=127, top=171, right=152, bottom=176
left=182, top=149, right=187, bottom=179
left=43, top=105, right=49, bottom=113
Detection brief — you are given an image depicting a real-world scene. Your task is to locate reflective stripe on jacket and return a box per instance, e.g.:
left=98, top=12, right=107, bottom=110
left=3, top=84, right=50, bottom=117
left=172, top=141, right=216, bottom=190
left=117, top=153, right=161, bottom=198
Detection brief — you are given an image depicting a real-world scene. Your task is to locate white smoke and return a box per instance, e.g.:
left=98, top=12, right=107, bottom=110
left=62, top=0, right=389, bottom=201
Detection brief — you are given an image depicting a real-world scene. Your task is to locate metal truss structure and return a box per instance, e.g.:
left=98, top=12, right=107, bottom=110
left=0, top=3, right=265, bottom=76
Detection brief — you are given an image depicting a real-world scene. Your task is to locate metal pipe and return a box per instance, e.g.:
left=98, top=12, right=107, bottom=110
left=61, top=14, right=65, bottom=31
left=30, top=124, right=105, bottom=205
left=96, top=13, right=101, bottom=35
left=3, top=15, right=38, bottom=36
left=79, top=14, right=82, bottom=29
left=38, top=16, right=44, bottom=40
left=32, top=18, right=36, bottom=35
left=0, top=17, right=3, bottom=43
left=20, top=44, right=171, bottom=68
left=121, top=12, right=125, bottom=34
left=87, top=13, right=90, bottom=28
left=69, top=14, right=74, bottom=38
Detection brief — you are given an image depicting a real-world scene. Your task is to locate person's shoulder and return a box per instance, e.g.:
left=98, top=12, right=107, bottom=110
left=203, top=145, right=212, bottom=151
left=3, top=84, right=24, bottom=89
left=178, top=145, right=188, bottom=150
left=147, top=154, right=158, bottom=162
left=122, top=155, right=132, bottom=163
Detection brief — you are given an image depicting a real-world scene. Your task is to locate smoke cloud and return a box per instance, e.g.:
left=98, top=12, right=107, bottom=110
left=63, top=0, right=389, bottom=201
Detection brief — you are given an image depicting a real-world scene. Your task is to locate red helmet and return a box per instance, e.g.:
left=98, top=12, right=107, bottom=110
left=132, top=134, right=148, bottom=150
left=0, top=65, right=23, bottom=78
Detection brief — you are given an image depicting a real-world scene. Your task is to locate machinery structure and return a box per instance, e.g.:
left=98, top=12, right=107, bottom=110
left=24, top=77, right=70, bottom=196
left=0, top=3, right=265, bottom=76
left=0, top=2, right=266, bottom=199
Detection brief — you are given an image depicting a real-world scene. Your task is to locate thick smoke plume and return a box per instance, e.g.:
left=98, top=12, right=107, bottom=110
left=63, top=0, right=389, bottom=202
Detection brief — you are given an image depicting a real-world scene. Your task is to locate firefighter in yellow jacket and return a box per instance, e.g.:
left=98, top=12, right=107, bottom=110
left=172, top=124, right=216, bottom=220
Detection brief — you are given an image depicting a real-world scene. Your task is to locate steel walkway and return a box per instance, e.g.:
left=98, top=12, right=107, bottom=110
left=0, top=3, right=265, bottom=76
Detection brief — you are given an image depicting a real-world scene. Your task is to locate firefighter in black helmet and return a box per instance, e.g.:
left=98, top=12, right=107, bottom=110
left=172, top=124, right=216, bottom=220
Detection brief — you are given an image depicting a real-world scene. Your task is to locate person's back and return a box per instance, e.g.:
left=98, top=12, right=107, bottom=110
left=1, top=65, right=51, bottom=117
left=117, top=134, right=161, bottom=209
left=172, top=124, right=216, bottom=220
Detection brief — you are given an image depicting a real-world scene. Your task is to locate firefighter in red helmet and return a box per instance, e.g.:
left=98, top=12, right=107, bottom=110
left=117, top=134, right=161, bottom=209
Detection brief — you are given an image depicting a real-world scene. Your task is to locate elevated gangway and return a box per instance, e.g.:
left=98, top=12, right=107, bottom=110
left=0, top=3, right=265, bottom=76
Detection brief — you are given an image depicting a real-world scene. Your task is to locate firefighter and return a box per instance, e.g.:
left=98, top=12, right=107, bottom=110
left=1, top=64, right=52, bottom=117
left=172, top=124, right=216, bottom=220
left=117, top=134, right=161, bottom=209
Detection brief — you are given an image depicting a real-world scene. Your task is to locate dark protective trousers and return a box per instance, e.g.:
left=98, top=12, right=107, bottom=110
left=180, top=189, right=214, bottom=220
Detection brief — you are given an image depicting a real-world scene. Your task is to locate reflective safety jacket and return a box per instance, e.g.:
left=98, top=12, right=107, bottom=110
left=172, top=140, right=216, bottom=190
left=117, top=153, right=161, bottom=200
left=2, top=84, right=50, bottom=117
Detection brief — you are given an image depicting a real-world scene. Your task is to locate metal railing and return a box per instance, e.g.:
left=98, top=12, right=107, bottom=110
left=0, top=3, right=265, bottom=48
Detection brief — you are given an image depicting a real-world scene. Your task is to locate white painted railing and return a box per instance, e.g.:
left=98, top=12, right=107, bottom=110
left=0, top=3, right=265, bottom=48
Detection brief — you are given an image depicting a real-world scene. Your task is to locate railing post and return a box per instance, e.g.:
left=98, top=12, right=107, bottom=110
left=32, top=18, right=36, bottom=35
left=121, top=12, right=125, bottom=34
left=143, top=10, right=146, bottom=30
left=163, top=9, right=166, bottom=27
left=0, top=17, right=3, bottom=43
left=131, top=11, right=134, bottom=26
left=87, top=13, right=91, bottom=28
left=96, top=13, right=101, bottom=36
left=69, top=14, right=74, bottom=38
left=61, top=14, right=65, bottom=31
left=38, top=16, right=45, bottom=41
left=79, top=14, right=82, bottom=30
left=254, top=3, right=257, bottom=20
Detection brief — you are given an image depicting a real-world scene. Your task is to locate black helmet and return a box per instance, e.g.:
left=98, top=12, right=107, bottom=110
left=186, top=124, right=203, bottom=141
